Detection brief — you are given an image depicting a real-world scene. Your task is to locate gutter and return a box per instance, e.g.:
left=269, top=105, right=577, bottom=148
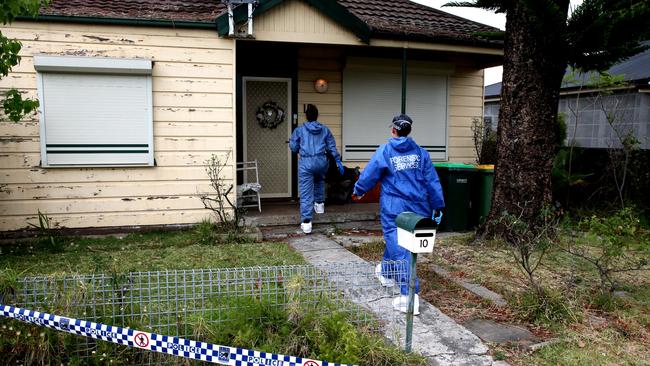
left=16, top=14, right=217, bottom=30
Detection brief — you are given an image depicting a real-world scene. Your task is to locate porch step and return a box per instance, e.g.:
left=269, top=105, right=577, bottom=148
left=260, top=220, right=383, bottom=240
left=243, top=202, right=380, bottom=227
left=245, top=209, right=379, bottom=227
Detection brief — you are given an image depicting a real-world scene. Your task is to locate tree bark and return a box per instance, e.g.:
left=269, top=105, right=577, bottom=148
left=480, top=0, right=570, bottom=239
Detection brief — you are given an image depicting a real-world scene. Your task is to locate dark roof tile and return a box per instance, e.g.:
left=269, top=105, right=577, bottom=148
left=39, top=0, right=501, bottom=45
left=339, top=0, right=499, bottom=44
left=41, top=0, right=224, bottom=22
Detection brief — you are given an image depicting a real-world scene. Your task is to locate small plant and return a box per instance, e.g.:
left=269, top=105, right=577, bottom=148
left=514, top=288, right=579, bottom=325
left=199, top=152, right=246, bottom=233
left=28, top=210, right=64, bottom=253
left=194, top=218, right=217, bottom=245
left=0, top=268, right=28, bottom=304
left=565, top=207, right=649, bottom=293
left=497, top=204, right=559, bottom=297
left=471, top=117, right=497, bottom=165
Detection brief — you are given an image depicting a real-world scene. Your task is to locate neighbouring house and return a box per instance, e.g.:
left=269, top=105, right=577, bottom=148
left=0, top=0, right=502, bottom=232
left=484, top=43, right=650, bottom=149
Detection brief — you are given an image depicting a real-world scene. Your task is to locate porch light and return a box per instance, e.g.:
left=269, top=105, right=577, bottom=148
left=314, top=78, right=329, bottom=93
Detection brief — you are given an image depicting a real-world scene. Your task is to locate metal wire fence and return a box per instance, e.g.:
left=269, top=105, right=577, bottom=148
left=2, top=261, right=408, bottom=365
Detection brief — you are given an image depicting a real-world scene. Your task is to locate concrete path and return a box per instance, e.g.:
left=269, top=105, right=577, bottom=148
left=288, top=234, right=503, bottom=366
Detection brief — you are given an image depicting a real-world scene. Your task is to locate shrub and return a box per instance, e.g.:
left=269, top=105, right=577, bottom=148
left=514, top=288, right=579, bottom=325
left=565, top=207, right=649, bottom=293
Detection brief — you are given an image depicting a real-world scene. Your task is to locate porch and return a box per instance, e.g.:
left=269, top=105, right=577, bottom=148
left=243, top=200, right=382, bottom=239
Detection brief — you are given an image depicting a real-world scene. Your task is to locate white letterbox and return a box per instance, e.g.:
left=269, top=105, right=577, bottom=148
left=396, top=212, right=438, bottom=254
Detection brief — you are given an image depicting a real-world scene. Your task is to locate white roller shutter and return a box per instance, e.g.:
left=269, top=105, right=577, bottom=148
left=35, top=56, right=153, bottom=167
left=342, top=57, right=452, bottom=161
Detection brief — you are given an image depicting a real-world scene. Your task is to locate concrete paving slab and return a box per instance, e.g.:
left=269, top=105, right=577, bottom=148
left=288, top=234, right=506, bottom=366
left=462, top=319, right=537, bottom=344
left=429, top=264, right=508, bottom=307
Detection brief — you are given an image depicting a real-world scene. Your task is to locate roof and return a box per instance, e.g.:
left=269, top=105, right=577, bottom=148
left=338, top=0, right=500, bottom=45
left=485, top=42, right=650, bottom=98
left=41, top=0, right=225, bottom=23
left=36, top=0, right=501, bottom=46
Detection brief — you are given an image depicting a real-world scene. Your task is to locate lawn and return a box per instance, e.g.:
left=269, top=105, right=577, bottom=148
left=0, top=229, right=305, bottom=275
left=0, top=229, right=427, bottom=366
left=349, top=231, right=650, bottom=366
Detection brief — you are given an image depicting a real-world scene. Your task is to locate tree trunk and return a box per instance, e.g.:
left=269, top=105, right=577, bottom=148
left=480, top=1, right=570, bottom=239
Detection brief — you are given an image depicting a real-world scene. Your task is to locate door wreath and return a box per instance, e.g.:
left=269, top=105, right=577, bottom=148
left=256, top=101, right=285, bottom=129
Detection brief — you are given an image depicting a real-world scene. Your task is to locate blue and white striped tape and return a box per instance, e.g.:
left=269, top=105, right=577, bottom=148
left=1, top=305, right=355, bottom=366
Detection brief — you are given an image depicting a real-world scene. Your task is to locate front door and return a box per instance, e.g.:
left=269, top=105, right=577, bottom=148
left=243, top=77, right=292, bottom=198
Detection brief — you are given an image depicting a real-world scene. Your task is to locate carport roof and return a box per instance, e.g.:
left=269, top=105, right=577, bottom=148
left=35, top=0, right=502, bottom=47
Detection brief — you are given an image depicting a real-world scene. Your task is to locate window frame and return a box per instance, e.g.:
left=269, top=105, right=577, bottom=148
left=34, top=55, right=154, bottom=168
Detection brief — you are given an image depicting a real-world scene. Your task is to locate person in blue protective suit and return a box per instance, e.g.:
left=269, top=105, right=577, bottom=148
left=352, top=114, right=444, bottom=315
left=289, top=104, right=344, bottom=234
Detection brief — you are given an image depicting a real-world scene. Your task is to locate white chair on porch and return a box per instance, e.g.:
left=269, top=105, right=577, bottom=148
left=236, top=160, right=262, bottom=212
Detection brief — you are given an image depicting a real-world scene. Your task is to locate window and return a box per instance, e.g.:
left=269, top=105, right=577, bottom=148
left=342, top=57, right=452, bottom=161
left=34, top=55, right=153, bottom=167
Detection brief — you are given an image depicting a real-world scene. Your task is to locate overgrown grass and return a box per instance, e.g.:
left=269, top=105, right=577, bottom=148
left=0, top=229, right=305, bottom=275
left=190, top=295, right=427, bottom=366
left=350, top=232, right=650, bottom=366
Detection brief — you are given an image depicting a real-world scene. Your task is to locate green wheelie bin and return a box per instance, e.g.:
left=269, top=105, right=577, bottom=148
left=433, top=162, right=476, bottom=232
left=473, top=164, right=495, bottom=226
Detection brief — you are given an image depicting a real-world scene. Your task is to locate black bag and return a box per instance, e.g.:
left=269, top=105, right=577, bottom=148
left=325, top=152, right=359, bottom=205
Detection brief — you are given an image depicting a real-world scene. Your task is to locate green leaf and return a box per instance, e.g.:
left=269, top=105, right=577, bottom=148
left=0, top=31, right=22, bottom=77
left=2, top=89, right=39, bottom=122
left=566, top=0, right=650, bottom=70
left=443, top=0, right=508, bottom=12
left=0, top=0, right=47, bottom=24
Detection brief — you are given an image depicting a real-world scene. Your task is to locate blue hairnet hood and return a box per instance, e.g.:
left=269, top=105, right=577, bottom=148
left=304, top=121, right=323, bottom=134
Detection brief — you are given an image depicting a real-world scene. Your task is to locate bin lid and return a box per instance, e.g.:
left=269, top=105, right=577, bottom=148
left=475, top=164, right=495, bottom=172
left=434, top=162, right=476, bottom=171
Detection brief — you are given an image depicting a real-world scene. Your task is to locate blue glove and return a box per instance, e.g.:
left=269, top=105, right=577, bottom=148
left=352, top=187, right=364, bottom=201
left=432, top=210, right=443, bottom=226
left=336, top=160, right=345, bottom=175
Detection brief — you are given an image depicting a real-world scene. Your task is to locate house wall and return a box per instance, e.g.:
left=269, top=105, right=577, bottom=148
left=297, top=47, right=344, bottom=147
left=448, top=63, right=485, bottom=163
left=252, top=0, right=363, bottom=45
left=0, top=22, right=235, bottom=231
left=297, top=47, right=484, bottom=167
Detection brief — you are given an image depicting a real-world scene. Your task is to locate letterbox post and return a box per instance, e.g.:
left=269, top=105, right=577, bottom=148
left=405, top=250, right=417, bottom=353
left=395, top=212, right=438, bottom=353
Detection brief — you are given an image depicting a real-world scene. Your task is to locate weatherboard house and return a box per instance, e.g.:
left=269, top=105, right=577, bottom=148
left=0, top=0, right=502, bottom=231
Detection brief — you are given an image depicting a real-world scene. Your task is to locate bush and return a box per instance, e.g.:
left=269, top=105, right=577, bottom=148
left=565, top=207, right=649, bottom=293
left=514, top=288, right=579, bottom=325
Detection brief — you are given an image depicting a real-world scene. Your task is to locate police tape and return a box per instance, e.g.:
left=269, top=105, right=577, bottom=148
left=1, top=305, right=356, bottom=366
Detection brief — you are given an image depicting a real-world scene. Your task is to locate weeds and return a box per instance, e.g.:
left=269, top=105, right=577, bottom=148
left=514, top=288, right=579, bottom=325
left=28, top=210, right=63, bottom=253
left=194, top=218, right=217, bottom=245
left=192, top=295, right=427, bottom=366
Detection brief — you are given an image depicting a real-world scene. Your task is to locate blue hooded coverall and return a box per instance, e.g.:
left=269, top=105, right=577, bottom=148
left=354, top=137, right=445, bottom=295
left=289, top=121, right=341, bottom=222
